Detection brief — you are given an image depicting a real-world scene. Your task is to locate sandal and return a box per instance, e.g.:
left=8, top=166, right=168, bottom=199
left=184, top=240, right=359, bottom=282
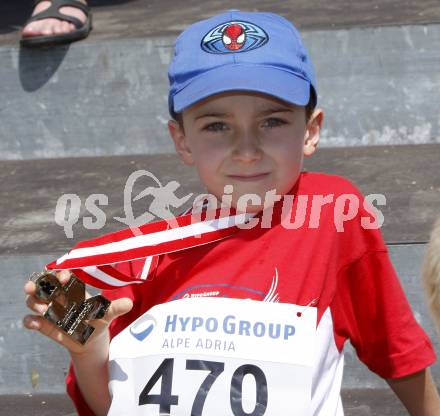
left=20, top=0, right=92, bottom=48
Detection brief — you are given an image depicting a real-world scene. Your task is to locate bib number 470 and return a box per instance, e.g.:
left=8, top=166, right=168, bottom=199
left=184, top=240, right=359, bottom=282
left=138, top=358, right=268, bottom=415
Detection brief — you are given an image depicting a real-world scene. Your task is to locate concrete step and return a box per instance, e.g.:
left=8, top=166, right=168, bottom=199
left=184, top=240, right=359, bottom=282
left=0, top=389, right=410, bottom=416
left=1, top=145, right=439, bottom=256
left=1, top=149, right=439, bottom=395
left=1, top=247, right=439, bottom=394
left=2, top=0, right=440, bottom=45
left=1, top=3, right=439, bottom=159
left=1, top=1, right=439, bottom=408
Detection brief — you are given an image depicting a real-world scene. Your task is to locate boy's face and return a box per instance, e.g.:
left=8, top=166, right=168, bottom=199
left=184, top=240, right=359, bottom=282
left=168, top=92, right=323, bottom=212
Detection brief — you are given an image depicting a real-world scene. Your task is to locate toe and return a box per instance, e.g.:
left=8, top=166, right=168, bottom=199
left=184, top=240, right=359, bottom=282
left=61, top=21, right=73, bottom=33
left=53, top=22, right=65, bottom=35
left=49, top=19, right=63, bottom=35
left=40, top=24, right=54, bottom=37
left=22, top=22, right=39, bottom=36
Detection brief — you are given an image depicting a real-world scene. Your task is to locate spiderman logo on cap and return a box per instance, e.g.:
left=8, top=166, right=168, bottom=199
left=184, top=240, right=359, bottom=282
left=201, top=20, right=268, bottom=54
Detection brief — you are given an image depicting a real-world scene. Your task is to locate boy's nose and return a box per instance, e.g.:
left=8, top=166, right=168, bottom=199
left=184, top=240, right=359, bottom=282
left=231, top=133, right=262, bottom=162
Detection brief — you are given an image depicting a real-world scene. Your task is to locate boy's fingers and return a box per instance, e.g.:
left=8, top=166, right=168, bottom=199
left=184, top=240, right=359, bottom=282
left=23, top=314, right=43, bottom=330
left=56, top=270, right=72, bottom=285
left=25, top=295, right=48, bottom=315
left=23, top=315, right=59, bottom=339
left=25, top=270, right=71, bottom=296
left=102, top=298, right=133, bottom=325
left=24, top=280, right=36, bottom=295
left=23, top=314, right=81, bottom=352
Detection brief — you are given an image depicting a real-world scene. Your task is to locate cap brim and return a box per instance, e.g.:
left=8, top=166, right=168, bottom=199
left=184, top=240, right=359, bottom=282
left=172, top=64, right=310, bottom=114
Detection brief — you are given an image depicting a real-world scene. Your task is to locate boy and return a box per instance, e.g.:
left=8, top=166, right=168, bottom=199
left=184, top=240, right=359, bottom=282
left=24, top=10, right=440, bottom=415
left=423, top=217, right=440, bottom=333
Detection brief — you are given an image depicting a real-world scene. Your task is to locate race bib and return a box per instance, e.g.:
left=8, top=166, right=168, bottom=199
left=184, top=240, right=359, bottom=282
left=108, top=297, right=317, bottom=415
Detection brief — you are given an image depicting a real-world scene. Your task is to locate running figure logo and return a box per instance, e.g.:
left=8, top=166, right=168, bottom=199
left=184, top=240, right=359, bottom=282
left=114, top=170, right=193, bottom=235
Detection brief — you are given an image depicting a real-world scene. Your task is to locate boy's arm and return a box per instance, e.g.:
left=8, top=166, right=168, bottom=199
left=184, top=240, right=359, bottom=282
left=387, top=368, right=440, bottom=416
left=70, top=331, right=111, bottom=416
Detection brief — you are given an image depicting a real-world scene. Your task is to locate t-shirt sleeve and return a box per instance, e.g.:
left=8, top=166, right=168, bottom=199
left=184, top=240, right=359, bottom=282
left=331, top=249, right=436, bottom=379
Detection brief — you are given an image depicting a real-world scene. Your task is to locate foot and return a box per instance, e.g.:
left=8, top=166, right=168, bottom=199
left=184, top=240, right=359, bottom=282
left=22, top=0, right=88, bottom=38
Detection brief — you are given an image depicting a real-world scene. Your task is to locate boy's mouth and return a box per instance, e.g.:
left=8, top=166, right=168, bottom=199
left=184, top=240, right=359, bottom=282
left=227, top=173, right=270, bottom=182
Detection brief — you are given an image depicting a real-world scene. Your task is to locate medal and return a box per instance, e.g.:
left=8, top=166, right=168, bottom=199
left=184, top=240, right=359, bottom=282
left=29, top=210, right=253, bottom=342
left=30, top=271, right=111, bottom=344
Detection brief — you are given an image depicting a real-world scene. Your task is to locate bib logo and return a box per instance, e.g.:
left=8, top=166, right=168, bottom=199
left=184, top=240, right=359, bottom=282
left=172, top=268, right=280, bottom=303
left=201, top=20, right=268, bottom=54
left=130, top=314, right=157, bottom=341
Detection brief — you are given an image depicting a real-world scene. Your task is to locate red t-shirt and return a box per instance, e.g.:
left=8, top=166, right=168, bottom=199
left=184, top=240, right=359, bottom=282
left=66, top=172, right=435, bottom=415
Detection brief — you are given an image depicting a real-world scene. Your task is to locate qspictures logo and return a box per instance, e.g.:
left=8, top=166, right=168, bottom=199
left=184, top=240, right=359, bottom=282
left=54, top=169, right=386, bottom=238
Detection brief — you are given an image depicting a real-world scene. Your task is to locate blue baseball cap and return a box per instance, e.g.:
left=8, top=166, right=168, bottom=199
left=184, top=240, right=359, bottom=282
left=168, top=10, right=317, bottom=118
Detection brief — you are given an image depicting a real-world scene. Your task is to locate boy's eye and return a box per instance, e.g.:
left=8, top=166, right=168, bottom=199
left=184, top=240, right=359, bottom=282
left=262, top=118, right=286, bottom=128
left=203, top=122, right=228, bottom=132
left=202, top=118, right=286, bottom=132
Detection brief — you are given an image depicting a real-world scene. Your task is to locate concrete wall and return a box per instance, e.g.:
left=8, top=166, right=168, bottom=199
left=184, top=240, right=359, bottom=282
left=1, top=244, right=438, bottom=394
left=1, top=24, right=439, bottom=160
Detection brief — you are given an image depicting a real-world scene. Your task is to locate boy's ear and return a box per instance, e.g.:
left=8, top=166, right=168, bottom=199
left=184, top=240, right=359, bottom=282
left=168, top=119, right=194, bottom=165
left=304, top=108, right=324, bottom=157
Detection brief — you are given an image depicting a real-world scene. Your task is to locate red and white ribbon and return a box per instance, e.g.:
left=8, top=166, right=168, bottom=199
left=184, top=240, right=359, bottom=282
left=46, top=209, right=253, bottom=289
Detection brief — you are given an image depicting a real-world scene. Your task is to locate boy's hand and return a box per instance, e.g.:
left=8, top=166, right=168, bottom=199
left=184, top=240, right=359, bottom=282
left=23, top=270, right=133, bottom=355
